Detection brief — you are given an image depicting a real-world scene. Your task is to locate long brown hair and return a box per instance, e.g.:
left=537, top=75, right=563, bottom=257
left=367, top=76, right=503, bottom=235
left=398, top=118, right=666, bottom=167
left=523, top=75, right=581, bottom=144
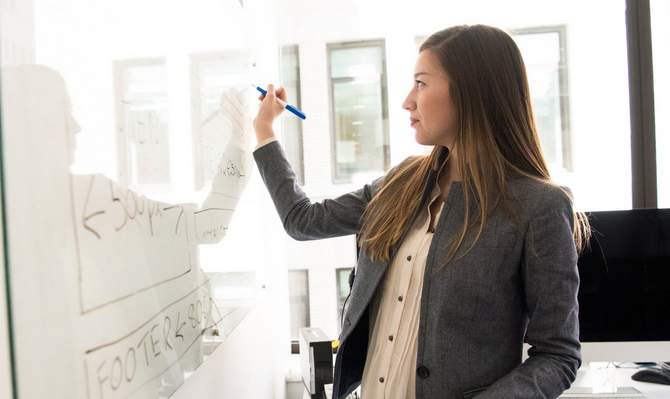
left=359, top=24, right=589, bottom=264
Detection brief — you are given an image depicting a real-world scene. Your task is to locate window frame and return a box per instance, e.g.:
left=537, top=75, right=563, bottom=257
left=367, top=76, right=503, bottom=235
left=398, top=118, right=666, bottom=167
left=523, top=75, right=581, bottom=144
left=280, top=44, right=305, bottom=186
left=326, top=39, right=391, bottom=184
left=626, top=0, right=658, bottom=208
left=511, top=25, right=573, bottom=172
left=288, top=269, right=310, bottom=354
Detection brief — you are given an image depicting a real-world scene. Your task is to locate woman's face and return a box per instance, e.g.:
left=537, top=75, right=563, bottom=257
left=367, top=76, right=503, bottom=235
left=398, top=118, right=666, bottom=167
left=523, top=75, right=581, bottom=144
left=402, top=50, right=457, bottom=149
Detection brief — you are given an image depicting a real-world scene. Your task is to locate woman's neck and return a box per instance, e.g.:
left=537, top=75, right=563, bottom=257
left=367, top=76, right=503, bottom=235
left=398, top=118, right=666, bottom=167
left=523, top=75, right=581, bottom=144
left=444, top=147, right=461, bottom=183
left=433, top=152, right=460, bottom=204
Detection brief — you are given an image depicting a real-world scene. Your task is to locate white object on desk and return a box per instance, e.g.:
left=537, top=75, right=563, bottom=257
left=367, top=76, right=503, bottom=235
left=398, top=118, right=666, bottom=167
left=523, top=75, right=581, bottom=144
left=559, top=386, right=645, bottom=398
left=569, top=363, right=670, bottom=399
left=323, top=384, right=333, bottom=399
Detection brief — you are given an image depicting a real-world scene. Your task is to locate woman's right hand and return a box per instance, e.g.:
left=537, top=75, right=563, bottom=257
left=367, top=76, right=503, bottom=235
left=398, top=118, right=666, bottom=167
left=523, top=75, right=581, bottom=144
left=253, top=84, right=287, bottom=144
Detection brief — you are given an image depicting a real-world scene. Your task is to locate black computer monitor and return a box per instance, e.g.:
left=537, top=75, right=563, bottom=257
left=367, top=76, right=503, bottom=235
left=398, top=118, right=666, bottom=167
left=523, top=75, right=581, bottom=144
left=577, top=208, right=670, bottom=362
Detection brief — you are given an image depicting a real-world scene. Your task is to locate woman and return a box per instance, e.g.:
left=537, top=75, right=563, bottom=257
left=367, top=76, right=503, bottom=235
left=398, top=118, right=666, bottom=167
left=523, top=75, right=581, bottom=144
left=253, top=24, right=589, bottom=399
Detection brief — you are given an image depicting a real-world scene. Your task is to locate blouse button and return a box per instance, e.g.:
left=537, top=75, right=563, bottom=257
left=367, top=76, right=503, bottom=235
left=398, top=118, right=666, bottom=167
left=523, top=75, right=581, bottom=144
left=379, top=377, right=385, bottom=383
left=407, top=255, right=412, bottom=261
left=388, top=335, right=394, bottom=341
left=398, top=295, right=403, bottom=302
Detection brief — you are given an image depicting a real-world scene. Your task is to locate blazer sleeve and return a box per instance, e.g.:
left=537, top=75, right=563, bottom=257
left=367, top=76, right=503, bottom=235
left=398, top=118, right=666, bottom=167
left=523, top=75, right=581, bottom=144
left=476, top=186, right=581, bottom=399
left=253, top=140, right=382, bottom=241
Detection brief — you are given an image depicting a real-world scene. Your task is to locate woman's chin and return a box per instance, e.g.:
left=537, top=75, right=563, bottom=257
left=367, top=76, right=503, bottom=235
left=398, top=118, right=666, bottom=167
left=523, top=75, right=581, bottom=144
left=414, top=134, right=434, bottom=147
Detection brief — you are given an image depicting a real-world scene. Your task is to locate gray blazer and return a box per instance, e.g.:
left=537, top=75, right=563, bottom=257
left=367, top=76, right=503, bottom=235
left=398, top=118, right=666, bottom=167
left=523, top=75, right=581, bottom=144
left=254, top=142, right=581, bottom=399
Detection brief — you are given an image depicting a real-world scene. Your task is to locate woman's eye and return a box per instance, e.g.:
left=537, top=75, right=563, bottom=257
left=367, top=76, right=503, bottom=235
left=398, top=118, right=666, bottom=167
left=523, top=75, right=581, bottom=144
left=415, top=80, right=425, bottom=87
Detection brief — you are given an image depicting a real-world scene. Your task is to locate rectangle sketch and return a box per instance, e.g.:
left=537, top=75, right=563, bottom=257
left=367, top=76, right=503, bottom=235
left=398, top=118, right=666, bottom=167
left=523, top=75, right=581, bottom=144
left=71, top=173, right=192, bottom=314
left=83, top=273, right=254, bottom=399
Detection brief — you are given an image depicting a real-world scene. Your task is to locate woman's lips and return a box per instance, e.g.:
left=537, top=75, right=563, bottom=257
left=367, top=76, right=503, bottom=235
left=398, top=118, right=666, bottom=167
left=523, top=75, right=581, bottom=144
left=410, top=118, right=419, bottom=126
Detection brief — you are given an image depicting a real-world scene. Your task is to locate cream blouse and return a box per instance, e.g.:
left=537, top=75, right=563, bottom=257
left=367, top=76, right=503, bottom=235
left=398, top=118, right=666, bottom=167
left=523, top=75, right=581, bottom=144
left=360, top=184, right=443, bottom=399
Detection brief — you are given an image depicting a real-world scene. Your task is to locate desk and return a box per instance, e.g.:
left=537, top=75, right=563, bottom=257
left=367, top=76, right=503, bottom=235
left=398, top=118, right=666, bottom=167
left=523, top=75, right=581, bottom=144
left=572, top=363, right=670, bottom=399
left=289, top=362, right=670, bottom=399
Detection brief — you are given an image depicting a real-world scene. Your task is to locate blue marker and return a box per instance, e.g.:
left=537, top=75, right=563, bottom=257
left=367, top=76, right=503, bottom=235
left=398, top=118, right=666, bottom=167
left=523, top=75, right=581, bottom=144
left=254, top=85, right=306, bottom=120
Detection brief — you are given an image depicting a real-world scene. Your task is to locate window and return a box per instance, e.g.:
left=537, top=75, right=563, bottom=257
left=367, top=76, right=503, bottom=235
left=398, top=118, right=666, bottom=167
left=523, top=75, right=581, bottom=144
left=206, top=271, right=256, bottom=307
left=288, top=269, right=310, bottom=345
left=281, top=45, right=305, bottom=185
left=328, top=40, right=390, bottom=182
left=113, top=58, right=170, bottom=192
left=512, top=26, right=572, bottom=172
left=335, top=267, right=353, bottom=334
left=190, top=50, right=251, bottom=190
left=651, top=0, right=669, bottom=207
left=416, top=26, right=573, bottom=171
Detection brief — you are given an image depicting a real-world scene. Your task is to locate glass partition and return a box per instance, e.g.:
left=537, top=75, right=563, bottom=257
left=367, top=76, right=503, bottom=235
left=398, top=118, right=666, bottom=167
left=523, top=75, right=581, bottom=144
left=0, top=0, right=270, bottom=397
left=0, top=0, right=650, bottom=397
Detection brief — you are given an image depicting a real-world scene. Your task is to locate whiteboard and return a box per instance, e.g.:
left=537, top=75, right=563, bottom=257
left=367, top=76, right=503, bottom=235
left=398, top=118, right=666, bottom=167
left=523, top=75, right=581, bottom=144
left=0, top=0, right=263, bottom=397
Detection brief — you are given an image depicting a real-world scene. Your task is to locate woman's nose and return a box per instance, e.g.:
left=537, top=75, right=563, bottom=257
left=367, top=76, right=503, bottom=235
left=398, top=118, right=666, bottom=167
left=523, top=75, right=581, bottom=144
left=402, top=91, right=415, bottom=111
